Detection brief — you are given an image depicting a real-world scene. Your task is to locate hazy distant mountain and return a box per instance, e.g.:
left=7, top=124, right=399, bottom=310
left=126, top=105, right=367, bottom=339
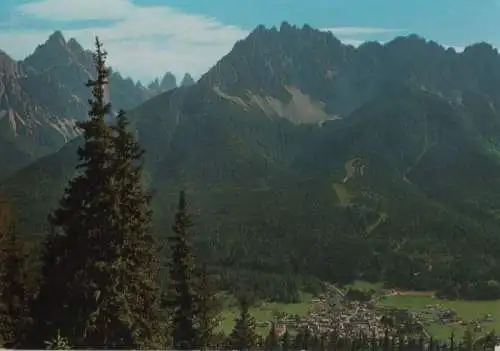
left=180, top=73, right=195, bottom=87
left=6, top=22, right=500, bottom=297
left=0, top=31, right=156, bottom=178
left=147, top=72, right=195, bottom=94
left=147, top=72, right=177, bottom=95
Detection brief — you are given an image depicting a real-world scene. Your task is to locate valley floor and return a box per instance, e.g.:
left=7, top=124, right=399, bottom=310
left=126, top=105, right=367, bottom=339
left=380, top=293, right=500, bottom=340
left=219, top=292, right=313, bottom=335
left=220, top=281, right=500, bottom=340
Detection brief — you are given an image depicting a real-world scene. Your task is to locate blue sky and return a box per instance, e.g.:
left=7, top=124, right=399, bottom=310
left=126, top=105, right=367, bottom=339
left=0, top=0, right=498, bottom=83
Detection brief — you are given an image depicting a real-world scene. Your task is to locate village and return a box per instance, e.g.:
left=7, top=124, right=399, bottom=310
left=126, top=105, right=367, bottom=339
left=256, top=285, right=498, bottom=339
left=255, top=285, right=391, bottom=338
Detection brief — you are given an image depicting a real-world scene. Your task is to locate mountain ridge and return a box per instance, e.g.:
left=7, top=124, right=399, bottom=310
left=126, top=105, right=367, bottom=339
left=4, top=23, right=500, bottom=298
left=199, top=22, right=500, bottom=124
left=0, top=31, right=188, bottom=178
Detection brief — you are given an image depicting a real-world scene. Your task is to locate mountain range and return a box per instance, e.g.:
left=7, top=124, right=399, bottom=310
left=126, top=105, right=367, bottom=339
left=0, top=31, right=193, bottom=178
left=3, top=22, right=500, bottom=297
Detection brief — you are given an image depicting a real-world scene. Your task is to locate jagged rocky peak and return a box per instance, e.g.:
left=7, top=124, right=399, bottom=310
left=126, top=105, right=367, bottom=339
left=23, top=30, right=74, bottom=70
left=147, top=72, right=179, bottom=94
left=67, top=37, right=94, bottom=72
left=160, top=72, right=177, bottom=91
left=250, top=24, right=270, bottom=36
left=180, top=73, right=195, bottom=87
left=244, top=21, right=340, bottom=44
left=198, top=21, right=346, bottom=102
left=279, top=21, right=298, bottom=32
left=147, top=78, right=160, bottom=89
left=246, top=21, right=316, bottom=36
left=0, top=29, right=162, bottom=178
left=198, top=22, right=500, bottom=124
left=67, top=37, right=85, bottom=55
left=46, top=30, right=66, bottom=47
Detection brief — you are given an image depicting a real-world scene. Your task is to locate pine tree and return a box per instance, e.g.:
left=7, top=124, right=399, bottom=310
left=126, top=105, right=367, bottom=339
left=228, top=296, right=258, bottom=350
left=108, top=109, right=168, bottom=347
left=27, top=36, right=114, bottom=347
left=167, top=190, right=199, bottom=349
left=0, top=202, right=27, bottom=347
left=27, top=37, right=166, bottom=348
left=194, top=264, right=222, bottom=349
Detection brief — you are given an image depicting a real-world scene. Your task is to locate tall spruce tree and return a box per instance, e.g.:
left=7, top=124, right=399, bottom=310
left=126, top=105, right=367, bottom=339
left=27, top=37, right=165, bottom=348
left=167, top=190, right=199, bottom=349
left=194, top=264, right=222, bottom=349
left=108, top=109, right=167, bottom=347
left=228, top=296, right=258, bottom=350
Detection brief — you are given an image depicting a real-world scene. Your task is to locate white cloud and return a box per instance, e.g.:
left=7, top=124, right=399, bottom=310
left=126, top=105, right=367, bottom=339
left=16, top=0, right=135, bottom=21
left=2, top=0, right=250, bottom=83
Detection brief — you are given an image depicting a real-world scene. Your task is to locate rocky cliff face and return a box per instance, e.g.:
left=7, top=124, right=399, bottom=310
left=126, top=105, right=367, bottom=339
left=199, top=22, right=500, bottom=123
left=0, top=31, right=157, bottom=178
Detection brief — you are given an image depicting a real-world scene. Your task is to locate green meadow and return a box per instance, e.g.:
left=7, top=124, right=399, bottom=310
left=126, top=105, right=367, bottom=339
left=219, top=293, right=313, bottom=335
left=379, top=292, right=500, bottom=340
